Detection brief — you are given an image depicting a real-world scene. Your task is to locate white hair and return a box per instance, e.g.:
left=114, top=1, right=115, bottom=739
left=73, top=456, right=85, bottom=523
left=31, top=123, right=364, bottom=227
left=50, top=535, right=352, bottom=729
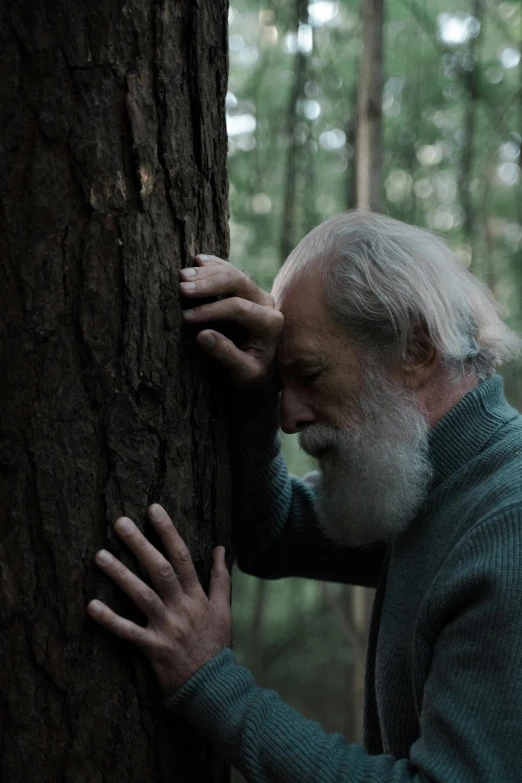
left=275, top=211, right=522, bottom=380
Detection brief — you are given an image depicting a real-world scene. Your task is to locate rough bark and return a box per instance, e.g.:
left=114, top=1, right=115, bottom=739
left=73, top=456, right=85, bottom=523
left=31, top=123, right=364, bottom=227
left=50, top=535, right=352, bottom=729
left=0, top=1, right=231, bottom=781
left=355, top=0, right=384, bottom=211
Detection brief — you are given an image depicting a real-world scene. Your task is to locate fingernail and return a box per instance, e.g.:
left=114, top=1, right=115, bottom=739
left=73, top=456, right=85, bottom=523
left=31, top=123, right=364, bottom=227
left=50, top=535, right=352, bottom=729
left=97, top=549, right=113, bottom=565
left=180, top=281, right=196, bottom=290
left=182, top=268, right=197, bottom=278
left=198, top=333, right=216, bottom=349
left=183, top=309, right=194, bottom=318
left=116, top=517, right=133, bottom=533
left=197, top=254, right=211, bottom=260
left=89, top=600, right=103, bottom=615
left=149, top=503, right=164, bottom=521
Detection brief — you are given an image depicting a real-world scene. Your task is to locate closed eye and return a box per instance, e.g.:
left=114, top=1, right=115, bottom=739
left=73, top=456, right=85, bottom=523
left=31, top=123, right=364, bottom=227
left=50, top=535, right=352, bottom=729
left=301, top=369, right=324, bottom=384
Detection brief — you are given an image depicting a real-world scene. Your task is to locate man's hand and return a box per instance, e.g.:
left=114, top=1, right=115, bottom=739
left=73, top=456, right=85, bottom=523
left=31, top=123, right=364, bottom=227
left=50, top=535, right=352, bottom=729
left=180, top=254, right=284, bottom=387
left=87, top=504, right=231, bottom=697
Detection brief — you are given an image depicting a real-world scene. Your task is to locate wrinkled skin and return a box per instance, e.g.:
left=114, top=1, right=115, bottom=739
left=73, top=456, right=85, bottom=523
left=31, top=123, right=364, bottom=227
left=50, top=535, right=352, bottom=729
left=88, top=504, right=231, bottom=696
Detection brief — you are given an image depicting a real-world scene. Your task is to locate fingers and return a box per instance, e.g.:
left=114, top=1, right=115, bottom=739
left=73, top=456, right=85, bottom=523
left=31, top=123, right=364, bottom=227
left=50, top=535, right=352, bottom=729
left=147, top=504, right=202, bottom=596
left=209, top=546, right=231, bottom=615
left=93, top=549, right=166, bottom=621
left=179, top=256, right=273, bottom=307
left=179, top=255, right=282, bottom=388
left=113, top=517, right=180, bottom=602
left=195, top=254, right=226, bottom=266
left=183, top=297, right=283, bottom=337
left=87, top=598, right=149, bottom=647
left=195, top=329, right=271, bottom=386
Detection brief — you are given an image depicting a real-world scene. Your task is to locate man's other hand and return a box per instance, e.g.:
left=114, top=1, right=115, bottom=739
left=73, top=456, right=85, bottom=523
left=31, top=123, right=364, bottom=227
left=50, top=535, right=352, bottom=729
left=179, top=254, right=283, bottom=388
left=87, top=504, right=231, bottom=697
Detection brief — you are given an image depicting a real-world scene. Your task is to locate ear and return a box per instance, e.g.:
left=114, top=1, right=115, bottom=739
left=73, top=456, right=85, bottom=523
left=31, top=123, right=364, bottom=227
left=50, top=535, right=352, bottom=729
left=402, top=324, right=438, bottom=389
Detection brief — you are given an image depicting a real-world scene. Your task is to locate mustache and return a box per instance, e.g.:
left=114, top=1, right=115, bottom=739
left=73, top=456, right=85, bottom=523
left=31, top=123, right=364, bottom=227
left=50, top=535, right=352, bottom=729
left=299, top=424, right=352, bottom=456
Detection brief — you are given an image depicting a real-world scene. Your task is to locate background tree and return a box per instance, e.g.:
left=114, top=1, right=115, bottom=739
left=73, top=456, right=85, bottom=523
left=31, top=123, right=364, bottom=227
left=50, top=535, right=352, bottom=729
left=356, top=0, right=385, bottom=210
left=0, top=1, right=231, bottom=781
left=280, top=0, right=311, bottom=262
left=350, top=0, right=385, bottom=735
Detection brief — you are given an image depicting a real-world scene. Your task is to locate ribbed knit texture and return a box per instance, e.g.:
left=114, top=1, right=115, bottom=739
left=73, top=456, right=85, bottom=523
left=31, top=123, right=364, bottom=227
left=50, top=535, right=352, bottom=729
left=165, top=375, right=522, bottom=782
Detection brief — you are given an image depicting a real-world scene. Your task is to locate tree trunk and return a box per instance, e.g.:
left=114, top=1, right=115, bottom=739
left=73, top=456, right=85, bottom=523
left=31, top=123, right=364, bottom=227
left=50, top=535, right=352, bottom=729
left=460, top=0, right=484, bottom=270
left=349, top=585, right=374, bottom=742
left=280, top=0, right=309, bottom=264
left=355, top=0, right=384, bottom=211
left=343, top=0, right=385, bottom=743
left=346, top=83, right=359, bottom=210
left=0, top=2, right=230, bottom=781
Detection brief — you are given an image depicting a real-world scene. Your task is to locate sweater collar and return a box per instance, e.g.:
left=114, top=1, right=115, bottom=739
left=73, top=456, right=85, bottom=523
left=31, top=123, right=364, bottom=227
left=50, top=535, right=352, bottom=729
left=427, top=374, right=517, bottom=490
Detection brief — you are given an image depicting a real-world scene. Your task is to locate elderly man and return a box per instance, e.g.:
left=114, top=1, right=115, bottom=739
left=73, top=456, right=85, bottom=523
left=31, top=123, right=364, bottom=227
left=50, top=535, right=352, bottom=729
left=88, top=212, right=522, bottom=782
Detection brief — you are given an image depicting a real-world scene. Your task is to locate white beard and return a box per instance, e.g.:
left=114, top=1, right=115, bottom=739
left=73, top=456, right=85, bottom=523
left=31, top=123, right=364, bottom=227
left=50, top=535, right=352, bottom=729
left=298, top=369, right=432, bottom=547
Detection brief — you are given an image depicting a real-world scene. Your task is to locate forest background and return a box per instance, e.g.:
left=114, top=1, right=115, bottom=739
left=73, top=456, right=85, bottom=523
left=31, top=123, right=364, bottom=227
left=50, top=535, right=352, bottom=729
left=1, top=0, right=520, bottom=778
left=228, top=0, right=522, bottom=777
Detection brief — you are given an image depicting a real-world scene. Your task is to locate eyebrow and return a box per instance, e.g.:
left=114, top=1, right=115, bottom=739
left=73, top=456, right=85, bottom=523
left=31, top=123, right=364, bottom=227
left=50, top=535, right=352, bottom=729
left=277, top=354, right=325, bottom=369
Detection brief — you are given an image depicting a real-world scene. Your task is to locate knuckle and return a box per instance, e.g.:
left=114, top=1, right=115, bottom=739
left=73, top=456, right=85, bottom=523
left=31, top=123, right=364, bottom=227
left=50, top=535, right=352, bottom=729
left=176, top=544, right=192, bottom=567
left=272, top=309, right=284, bottom=329
left=173, top=626, right=186, bottom=644
left=265, top=310, right=284, bottom=337
left=237, top=298, right=257, bottom=316
left=249, top=364, right=264, bottom=383
left=238, top=269, right=256, bottom=290
left=200, top=276, right=213, bottom=290
left=129, top=625, right=145, bottom=646
left=141, top=587, right=157, bottom=608
left=157, top=561, right=175, bottom=582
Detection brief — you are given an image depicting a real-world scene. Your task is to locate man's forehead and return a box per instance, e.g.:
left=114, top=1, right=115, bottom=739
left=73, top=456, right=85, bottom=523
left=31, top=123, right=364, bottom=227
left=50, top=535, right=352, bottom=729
left=276, top=334, right=323, bottom=366
left=276, top=302, right=335, bottom=366
left=274, top=268, right=338, bottom=365
left=273, top=263, right=324, bottom=315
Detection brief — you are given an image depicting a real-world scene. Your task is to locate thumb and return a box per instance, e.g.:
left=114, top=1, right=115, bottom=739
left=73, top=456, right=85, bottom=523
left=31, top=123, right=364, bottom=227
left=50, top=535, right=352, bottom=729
left=209, top=546, right=231, bottom=612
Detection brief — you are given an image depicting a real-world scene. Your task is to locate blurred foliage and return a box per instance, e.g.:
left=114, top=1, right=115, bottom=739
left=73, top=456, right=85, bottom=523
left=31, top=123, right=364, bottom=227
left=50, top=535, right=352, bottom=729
left=227, top=1, right=522, bottom=775
left=228, top=0, right=522, bottom=331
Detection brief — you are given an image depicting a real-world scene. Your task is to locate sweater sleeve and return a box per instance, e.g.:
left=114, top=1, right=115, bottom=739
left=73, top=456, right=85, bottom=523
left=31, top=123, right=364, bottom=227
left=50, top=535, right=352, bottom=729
left=229, top=384, right=386, bottom=587
left=164, top=649, right=412, bottom=782
left=165, top=509, right=522, bottom=783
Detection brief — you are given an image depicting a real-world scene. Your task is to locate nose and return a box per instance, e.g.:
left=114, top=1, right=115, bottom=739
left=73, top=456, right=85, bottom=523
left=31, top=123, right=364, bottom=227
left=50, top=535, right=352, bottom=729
left=280, top=386, right=317, bottom=434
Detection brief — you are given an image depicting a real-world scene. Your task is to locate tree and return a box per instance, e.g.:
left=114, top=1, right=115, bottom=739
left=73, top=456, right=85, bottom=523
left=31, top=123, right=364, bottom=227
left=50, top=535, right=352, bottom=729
left=355, top=0, right=385, bottom=211
left=460, top=0, right=484, bottom=268
left=346, top=0, right=386, bottom=740
left=0, top=1, right=231, bottom=781
left=280, top=0, right=310, bottom=263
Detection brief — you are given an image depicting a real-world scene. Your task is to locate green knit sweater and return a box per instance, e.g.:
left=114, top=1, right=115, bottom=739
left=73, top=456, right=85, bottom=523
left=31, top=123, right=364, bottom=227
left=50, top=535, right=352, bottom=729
left=166, top=375, right=522, bottom=783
